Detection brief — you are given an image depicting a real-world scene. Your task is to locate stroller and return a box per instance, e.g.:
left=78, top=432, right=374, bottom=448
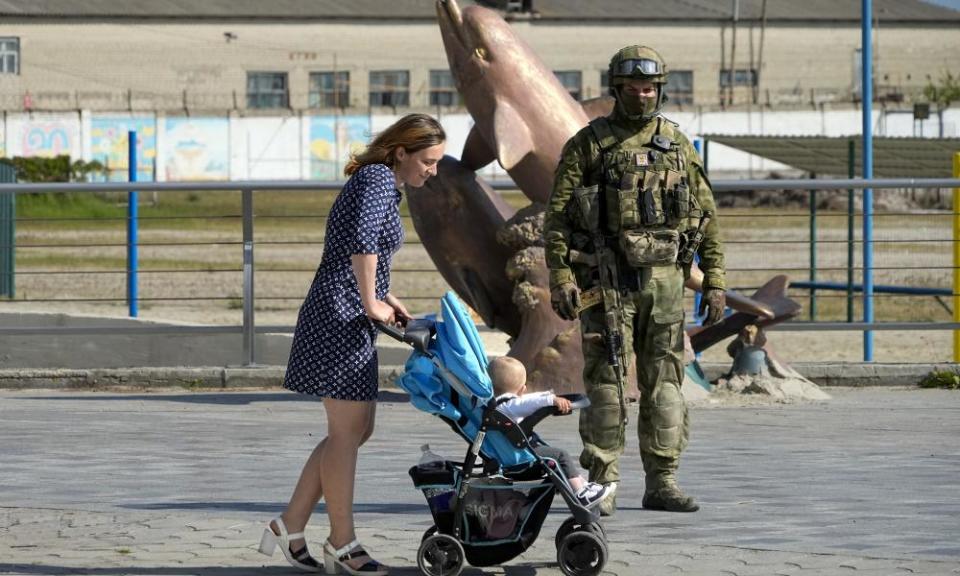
left=376, top=292, right=609, bottom=576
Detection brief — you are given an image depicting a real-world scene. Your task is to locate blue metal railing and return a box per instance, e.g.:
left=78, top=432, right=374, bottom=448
left=1, top=176, right=960, bottom=366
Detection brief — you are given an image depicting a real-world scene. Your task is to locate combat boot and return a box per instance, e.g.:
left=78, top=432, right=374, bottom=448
left=641, top=451, right=699, bottom=512
left=597, top=490, right=617, bottom=517
left=642, top=485, right=699, bottom=512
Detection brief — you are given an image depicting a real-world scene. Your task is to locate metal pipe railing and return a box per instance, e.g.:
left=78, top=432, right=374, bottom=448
left=3, top=177, right=960, bottom=366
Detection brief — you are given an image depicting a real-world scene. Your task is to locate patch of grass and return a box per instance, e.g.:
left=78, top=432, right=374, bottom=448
left=918, top=370, right=960, bottom=389
left=15, top=255, right=242, bottom=271
left=17, top=193, right=128, bottom=221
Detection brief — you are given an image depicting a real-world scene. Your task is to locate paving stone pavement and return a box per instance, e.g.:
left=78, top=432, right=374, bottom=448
left=1, top=386, right=959, bottom=575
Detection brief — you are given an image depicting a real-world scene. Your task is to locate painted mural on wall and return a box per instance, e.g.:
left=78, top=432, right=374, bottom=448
left=91, top=116, right=157, bottom=181
left=13, top=114, right=80, bottom=159
left=309, top=115, right=370, bottom=180
left=163, top=117, right=229, bottom=181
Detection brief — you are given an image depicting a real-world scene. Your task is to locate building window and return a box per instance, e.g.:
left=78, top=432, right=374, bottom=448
left=667, top=70, right=694, bottom=105
left=555, top=70, right=582, bottom=101
left=0, top=38, right=19, bottom=75
left=600, top=71, right=609, bottom=95
left=719, top=68, right=758, bottom=88
left=247, top=72, right=288, bottom=109
left=429, top=70, right=460, bottom=107
left=369, top=70, right=409, bottom=107
left=309, top=71, right=349, bottom=108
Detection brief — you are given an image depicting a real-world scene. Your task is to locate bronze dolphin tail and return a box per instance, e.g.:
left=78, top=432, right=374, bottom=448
left=688, top=274, right=803, bottom=353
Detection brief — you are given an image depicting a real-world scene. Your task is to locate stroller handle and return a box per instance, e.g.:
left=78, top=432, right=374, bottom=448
left=373, top=318, right=436, bottom=353
left=372, top=319, right=405, bottom=341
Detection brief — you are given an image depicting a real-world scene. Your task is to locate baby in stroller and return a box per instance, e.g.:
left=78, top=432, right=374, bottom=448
left=379, top=292, right=612, bottom=576
left=488, top=356, right=615, bottom=509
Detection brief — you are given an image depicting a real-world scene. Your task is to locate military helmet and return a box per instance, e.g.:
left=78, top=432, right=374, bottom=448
left=608, top=45, right=668, bottom=120
left=608, top=45, right=668, bottom=91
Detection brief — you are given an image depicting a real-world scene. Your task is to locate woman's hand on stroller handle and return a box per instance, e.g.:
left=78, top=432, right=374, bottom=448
left=385, top=293, right=413, bottom=325
left=364, top=299, right=400, bottom=325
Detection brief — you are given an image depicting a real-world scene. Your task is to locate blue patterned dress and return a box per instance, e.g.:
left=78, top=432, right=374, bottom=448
left=283, top=164, right=404, bottom=400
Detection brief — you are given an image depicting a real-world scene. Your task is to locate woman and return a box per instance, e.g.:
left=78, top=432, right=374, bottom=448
left=258, top=114, right=446, bottom=575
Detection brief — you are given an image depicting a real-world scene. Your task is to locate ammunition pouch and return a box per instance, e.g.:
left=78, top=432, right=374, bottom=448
left=569, top=184, right=601, bottom=232
left=619, top=228, right=679, bottom=268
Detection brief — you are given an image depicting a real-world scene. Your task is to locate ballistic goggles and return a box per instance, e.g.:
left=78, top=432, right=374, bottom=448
left=613, top=58, right=663, bottom=77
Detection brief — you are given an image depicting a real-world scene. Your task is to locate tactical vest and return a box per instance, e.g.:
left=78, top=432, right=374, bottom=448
left=571, top=116, right=702, bottom=268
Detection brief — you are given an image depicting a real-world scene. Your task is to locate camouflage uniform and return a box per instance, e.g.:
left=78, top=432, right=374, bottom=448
left=543, top=46, right=725, bottom=514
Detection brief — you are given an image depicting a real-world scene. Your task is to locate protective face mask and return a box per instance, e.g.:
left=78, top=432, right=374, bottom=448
left=619, top=91, right=658, bottom=118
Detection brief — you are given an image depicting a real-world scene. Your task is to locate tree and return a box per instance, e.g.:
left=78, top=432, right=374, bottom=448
left=923, top=71, right=960, bottom=138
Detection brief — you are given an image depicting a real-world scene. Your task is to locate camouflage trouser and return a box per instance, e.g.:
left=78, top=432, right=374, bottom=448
left=577, top=265, right=689, bottom=486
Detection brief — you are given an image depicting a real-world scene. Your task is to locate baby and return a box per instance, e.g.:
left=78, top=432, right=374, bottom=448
left=488, top=356, right=615, bottom=509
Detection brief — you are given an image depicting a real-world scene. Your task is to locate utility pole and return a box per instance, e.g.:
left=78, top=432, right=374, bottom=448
left=729, top=0, right=739, bottom=106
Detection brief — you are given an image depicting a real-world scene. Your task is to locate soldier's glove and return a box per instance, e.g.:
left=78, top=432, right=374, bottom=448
left=698, top=288, right=726, bottom=326
left=550, top=282, right=581, bottom=321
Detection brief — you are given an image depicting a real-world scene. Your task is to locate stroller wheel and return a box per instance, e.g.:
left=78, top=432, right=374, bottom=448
left=557, top=530, right=607, bottom=576
left=418, top=533, right=465, bottom=576
left=555, top=517, right=578, bottom=550
left=421, top=525, right=438, bottom=543
left=556, top=517, right=606, bottom=551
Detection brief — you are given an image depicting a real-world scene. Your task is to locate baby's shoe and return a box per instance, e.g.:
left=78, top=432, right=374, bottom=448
left=577, top=482, right=617, bottom=509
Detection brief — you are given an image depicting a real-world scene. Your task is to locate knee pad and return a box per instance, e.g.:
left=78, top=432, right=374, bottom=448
left=639, top=382, right=688, bottom=456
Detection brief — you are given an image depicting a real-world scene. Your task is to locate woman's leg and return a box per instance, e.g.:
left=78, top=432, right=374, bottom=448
left=321, top=397, right=380, bottom=569
left=274, top=437, right=328, bottom=551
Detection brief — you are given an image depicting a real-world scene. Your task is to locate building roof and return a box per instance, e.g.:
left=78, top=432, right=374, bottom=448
left=0, top=0, right=957, bottom=23
left=703, top=135, right=960, bottom=178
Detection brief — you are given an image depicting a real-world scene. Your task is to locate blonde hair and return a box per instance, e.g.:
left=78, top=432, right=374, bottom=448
left=344, top=113, right=446, bottom=176
left=488, top=356, right=527, bottom=396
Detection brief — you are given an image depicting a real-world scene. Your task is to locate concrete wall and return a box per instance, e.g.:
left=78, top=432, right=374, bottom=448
left=1, top=107, right=956, bottom=180
left=0, top=19, right=957, bottom=112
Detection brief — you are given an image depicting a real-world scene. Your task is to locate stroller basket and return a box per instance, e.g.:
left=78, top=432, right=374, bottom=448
left=409, top=461, right=461, bottom=534
left=410, top=461, right=555, bottom=568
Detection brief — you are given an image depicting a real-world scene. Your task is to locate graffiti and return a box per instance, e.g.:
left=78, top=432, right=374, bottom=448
left=91, top=116, right=157, bottom=181
left=163, top=118, right=229, bottom=181
left=309, top=115, right=370, bottom=180
left=22, top=125, right=71, bottom=157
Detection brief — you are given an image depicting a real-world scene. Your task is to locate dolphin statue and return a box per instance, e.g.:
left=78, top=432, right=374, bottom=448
left=407, top=0, right=796, bottom=392
left=436, top=0, right=591, bottom=204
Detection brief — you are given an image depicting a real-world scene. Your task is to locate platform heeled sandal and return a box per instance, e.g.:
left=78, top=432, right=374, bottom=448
left=323, top=539, right=388, bottom=576
left=258, top=516, right=322, bottom=573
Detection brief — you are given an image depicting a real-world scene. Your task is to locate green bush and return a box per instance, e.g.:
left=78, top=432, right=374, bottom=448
left=0, top=155, right=105, bottom=183
left=918, top=370, right=960, bottom=390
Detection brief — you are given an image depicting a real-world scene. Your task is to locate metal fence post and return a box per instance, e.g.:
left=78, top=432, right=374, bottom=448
left=809, top=177, right=817, bottom=321
left=0, top=163, right=15, bottom=298
left=693, top=138, right=704, bottom=326
left=861, top=0, right=875, bottom=361
left=953, top=152, right=960, bottom=361
left=847, top=139, right=855, bottom=323
left=242, top=188, right=256, bottom=366
left=127, top=130, right=139, bottom=317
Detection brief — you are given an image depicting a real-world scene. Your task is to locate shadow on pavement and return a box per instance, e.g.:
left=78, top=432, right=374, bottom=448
left=23, top=391, right=411, bottom=405
left=120, top=501, right=426, bottom=515
left=0, top=563, right=548, bottom=575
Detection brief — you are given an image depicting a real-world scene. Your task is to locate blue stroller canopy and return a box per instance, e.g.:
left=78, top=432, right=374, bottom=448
left=397, top=292, right=535, bottom=468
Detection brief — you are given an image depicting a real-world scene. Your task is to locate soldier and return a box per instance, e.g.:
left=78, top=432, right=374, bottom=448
left=544, top=45, right=726, bottom=514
